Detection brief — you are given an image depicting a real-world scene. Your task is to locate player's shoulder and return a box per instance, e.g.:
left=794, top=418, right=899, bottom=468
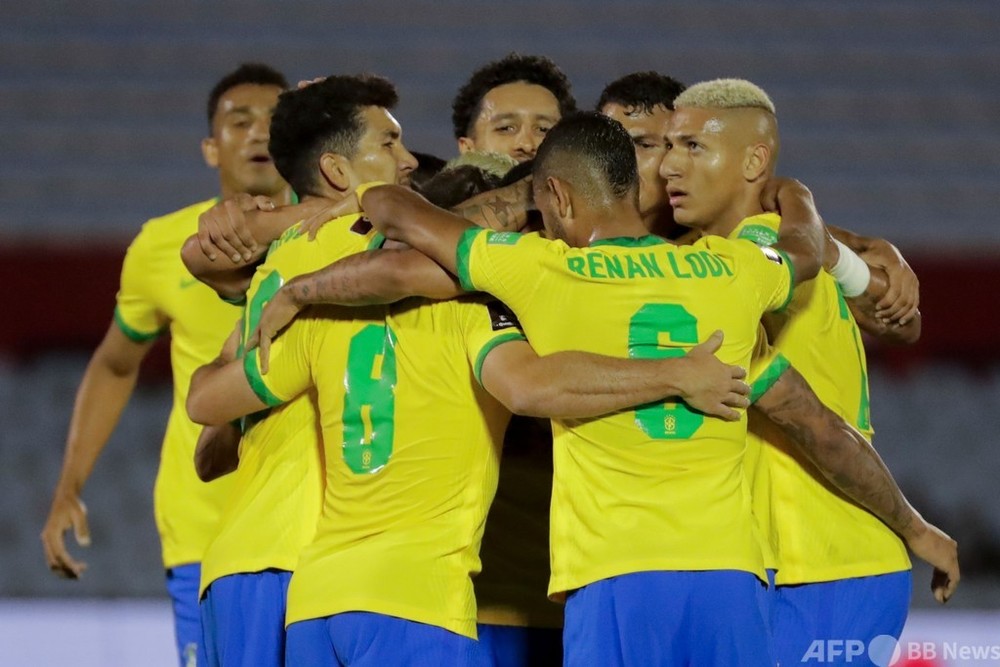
left=140, top=198, right=217, bottom=236
left=313, top=213, right=381, bottom=248
left=730, top=212, right=782, bottom=247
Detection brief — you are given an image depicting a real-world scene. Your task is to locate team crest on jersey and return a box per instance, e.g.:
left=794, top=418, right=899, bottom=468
left=760, top=247, right=784, bottom=265
left=487, top=300, right=521, bottom=331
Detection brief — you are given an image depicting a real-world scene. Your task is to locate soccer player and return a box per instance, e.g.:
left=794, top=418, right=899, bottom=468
left=453, top=53, right=576, bottom=163
left=187, top=74, right=416, bottom=667
left=186, top=225, right=752, bottom=665
left=661, top=78, right=939, bottom=664
left=598, top=71, right=688, bottom=239
left=39, top=63, right=291, bottom=666
left=339, top=111, right=827, bottom=665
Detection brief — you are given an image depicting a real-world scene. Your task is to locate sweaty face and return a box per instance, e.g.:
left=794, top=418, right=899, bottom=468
left=460, top=82, right=561, bottom=162
left=601, top=102, right=672, bottom=226
left=345, top=107, right=418, bottom=189
left=207, top=84, right=287, bottom=198
left=659, top=107, right=748, bottom=230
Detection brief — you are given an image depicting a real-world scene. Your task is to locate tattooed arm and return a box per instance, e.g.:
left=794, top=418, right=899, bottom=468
left=753, top=365, right=959, bottom=602
left=451, top=177, right=533, bottom=232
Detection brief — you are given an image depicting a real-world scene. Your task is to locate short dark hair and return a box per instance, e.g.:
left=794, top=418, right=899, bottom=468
left=409, top=152, right=448, bottom=192
left=207, top=63, right=288, bottom=129
left=451, top=53, right=577, bottom=140
left=268, top=74, right=398, bottom=197
left=596, top=71, right=687, bottom=114
left=534, top=112, right=638, bottom=200
left=418, top=165, right=505, bottom=210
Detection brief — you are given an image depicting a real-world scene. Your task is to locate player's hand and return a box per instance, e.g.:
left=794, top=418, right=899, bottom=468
left=906, top=520, right=959, bottom=603
left=246, top=284, right=302, bottom=374
left=676, top=330, right=750, bottom=421
left=760, top=177, right=812, bottom=214
left=219, top=321, right=242, bottom=364
left=300, top=196, right=361, bottom=240
left=40, top=490, right=91, bottom=579
left=860, top=240, right=920, bottom=325
left=197, top=194, right=276, bottom=263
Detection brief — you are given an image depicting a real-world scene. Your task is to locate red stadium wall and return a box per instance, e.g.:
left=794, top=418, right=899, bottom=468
left=3, top=242, right=1000, bottom=375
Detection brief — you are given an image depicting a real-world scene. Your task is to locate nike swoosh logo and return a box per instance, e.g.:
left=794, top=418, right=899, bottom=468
left=179, top=277, right=200, bottom=289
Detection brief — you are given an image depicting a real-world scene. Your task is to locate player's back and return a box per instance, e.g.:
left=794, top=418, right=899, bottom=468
left=254, top=295, right=518, bottom=638
left=455, top=229, right=793, bottom=598
left=199, top=212, right=379, bottom=594
left=732, top=214, right=910, bottom=584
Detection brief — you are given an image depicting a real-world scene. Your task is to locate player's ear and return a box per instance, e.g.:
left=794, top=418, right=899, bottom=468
left=201, top=137, right=219, bottom=169
left=457, top=136, right=476, bottom=154
left=319, top=153, right=352, bottom=193
left=548, top=176, right=572, bottom=220
left=743, top=143, right=770, bottom=182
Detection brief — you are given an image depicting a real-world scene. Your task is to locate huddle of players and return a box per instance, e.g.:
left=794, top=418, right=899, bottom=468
left=42, top=55, right=959, bottom=667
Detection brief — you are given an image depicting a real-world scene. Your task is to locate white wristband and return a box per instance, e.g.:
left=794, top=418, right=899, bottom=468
left=829, top=238, right=871, bottom=297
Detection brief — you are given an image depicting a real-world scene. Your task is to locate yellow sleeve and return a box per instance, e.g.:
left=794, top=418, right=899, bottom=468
left=730, top=238, right=795, bottom=314
left=114, top=228, right=168, bottom=342
left=243, top=316, right=317, bottom=407
left=454, top=298, right=527, bottom=386
left=747, top=325, right=790, bottom=404
left=454, top=229, right=546, bottom=311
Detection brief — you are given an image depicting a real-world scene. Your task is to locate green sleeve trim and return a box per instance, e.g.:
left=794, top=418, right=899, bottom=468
left=456, top=228, right=484, bottom=292
left=473, top=331, right=527, bottom=385
left=774, top=248, right=796, bottom=312
left=242, top=350, right=284, bottom=407
left=113, top=307, right=165, bottom=343
left=749, top=354, right=791, bottom=404
left=290, top=190, right=299, bottom=205
left=367, top=232, right=386, bottom=250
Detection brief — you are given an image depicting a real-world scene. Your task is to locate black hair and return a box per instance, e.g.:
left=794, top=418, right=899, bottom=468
left=268, top=74, right=398, bottom=197
left=418, top=165, right=505, bottom=210
left=409, top=152, right=448, bottom=192
left=534, top=112, right=638, bottom=200
left=595, top=71, right=687, bottom=114
left=451, top=53, right=577, bottom=140
left=207, top=63, right=288, bottom=130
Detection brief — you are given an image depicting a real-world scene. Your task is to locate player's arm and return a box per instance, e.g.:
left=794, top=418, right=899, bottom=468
left=181, top=196, right=330, bottom=301
left=187, top=356, right=269, bottom=427
left=451, top=176, right=534, bottom=232
left=480, top=331, right=750, bottom=421
left=361, top=184, right=472, bottom=275
left=753, top=365, right=959, bottom=603
left=194, top=423, right=242, bottom=483
left=760, top=178, right=825, bottom=285
left=41, top=323, right=155, bottom=579
left=823, top=237, right=921, bottom=344
left=246, top=248, right=462, bottom=353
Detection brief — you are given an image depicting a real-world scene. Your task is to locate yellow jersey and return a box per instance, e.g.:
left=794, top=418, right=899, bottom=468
left=246, top=296, right=522, bottom=638
left=733, top=213, right=910, bottom=584
left=476, top=325, right=790, bottom=627
left=456, top=229, right=793, bottom=598
left=199, top=213, right=380, bottom=595
left=114, top=199, right=240, bottom=568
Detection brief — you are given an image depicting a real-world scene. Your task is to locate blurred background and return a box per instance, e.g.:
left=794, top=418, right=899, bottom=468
left=1, top=1, right=998, bottom=664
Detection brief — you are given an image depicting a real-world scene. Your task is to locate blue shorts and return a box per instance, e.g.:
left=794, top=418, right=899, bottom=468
left=772, top=570, right=911, bottom=667
left=474, top=624, right=562, bottom=666
left=563, top=570, right=772, bottom=667
left=199, top=569, right=292, bottom=667
left=285, top=611, right=482, bottom=666
left=165, top=563, right=202, bottom=667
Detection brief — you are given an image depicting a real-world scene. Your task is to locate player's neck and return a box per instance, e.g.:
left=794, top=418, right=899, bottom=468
left=589, top=202, right=649, bottom=243
left=703, top=189, right=765, bottom=238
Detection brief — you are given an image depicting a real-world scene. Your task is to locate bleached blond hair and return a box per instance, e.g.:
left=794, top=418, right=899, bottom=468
left=444, top=150, right=518, bottom=180
left=674, top=78, right=776, bottom=115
